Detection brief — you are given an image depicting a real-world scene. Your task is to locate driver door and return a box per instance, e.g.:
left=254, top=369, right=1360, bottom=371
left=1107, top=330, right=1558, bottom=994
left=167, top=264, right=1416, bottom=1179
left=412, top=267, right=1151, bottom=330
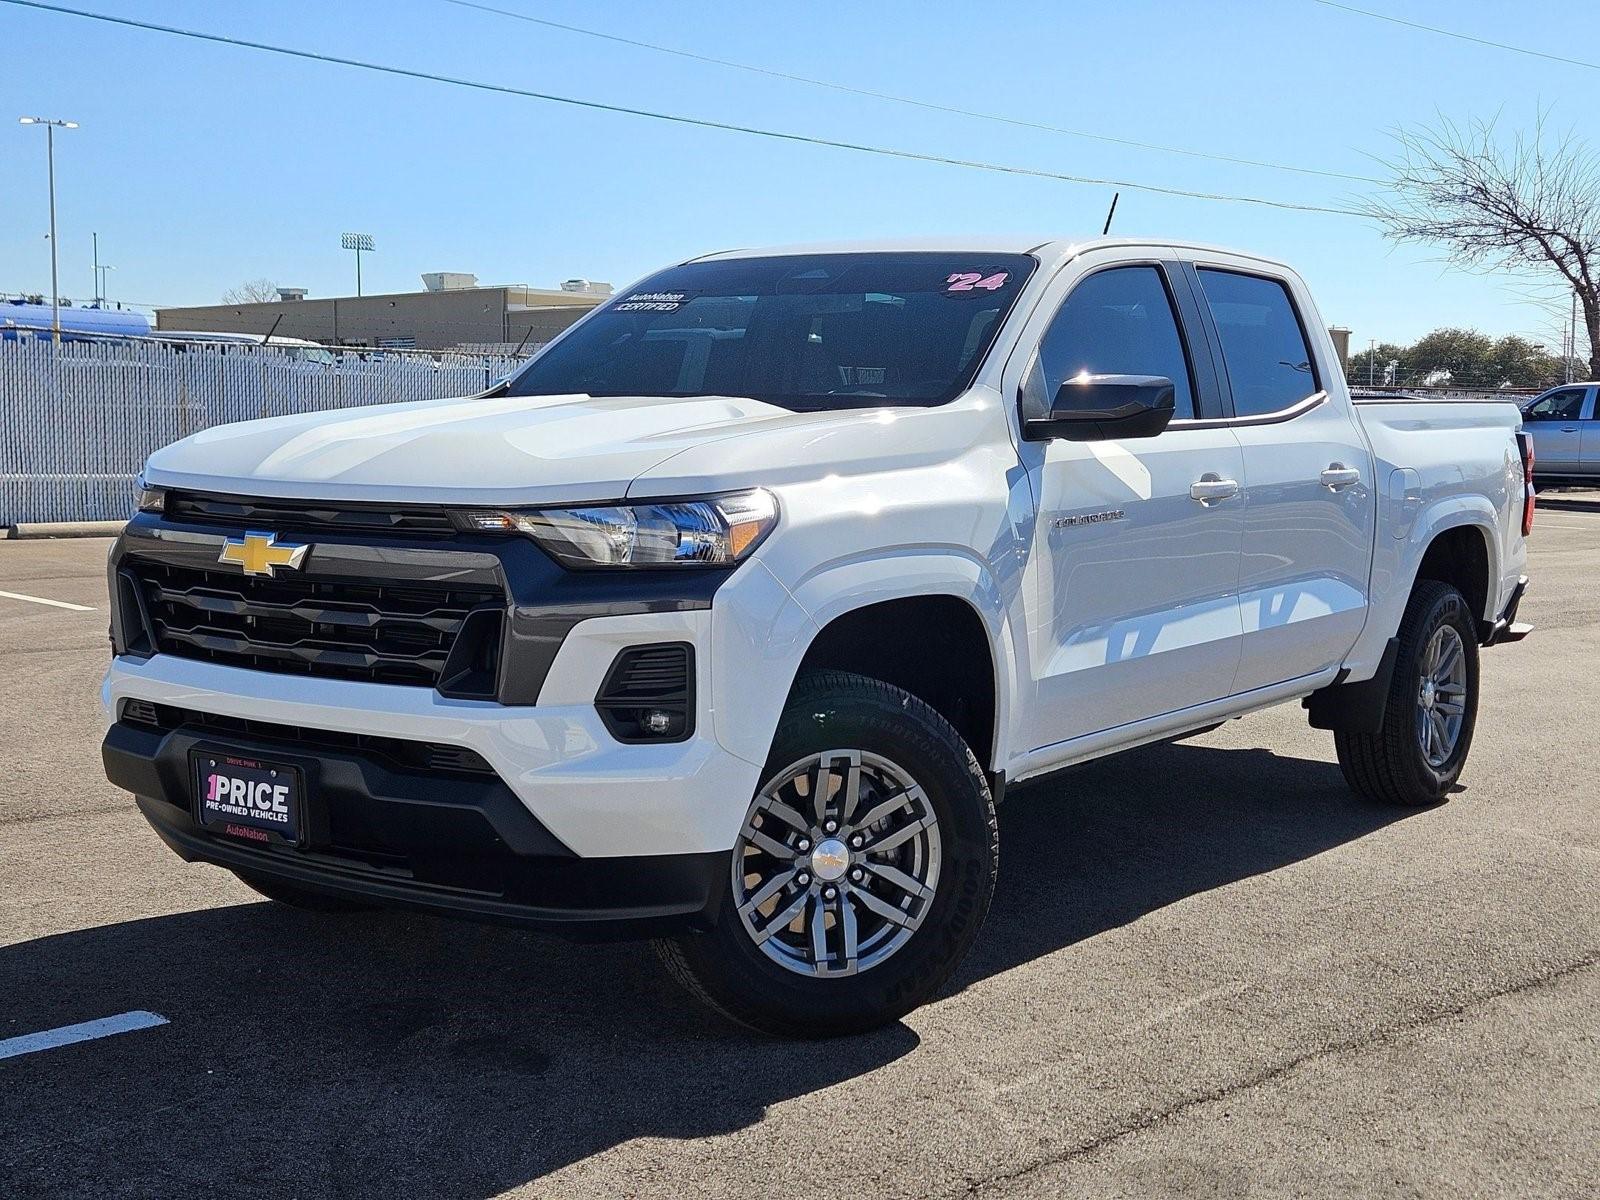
left=1523, top=386, right=1589, bottom=473
left=1012, top=255, right=1245, bottom=751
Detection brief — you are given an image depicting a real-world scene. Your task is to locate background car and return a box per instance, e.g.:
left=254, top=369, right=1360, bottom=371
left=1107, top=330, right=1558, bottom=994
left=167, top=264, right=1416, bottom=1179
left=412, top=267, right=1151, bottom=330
left=1521, top=383, right=1600, bottom=486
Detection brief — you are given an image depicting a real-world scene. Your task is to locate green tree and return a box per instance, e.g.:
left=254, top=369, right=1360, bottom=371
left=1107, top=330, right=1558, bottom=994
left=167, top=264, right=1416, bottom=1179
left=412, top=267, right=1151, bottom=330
left=1403, top=328, right=1496, bottom=386
left=1347, top=341, right=1408, bottom=386
left=1489, top=335, right=1560, bottom=387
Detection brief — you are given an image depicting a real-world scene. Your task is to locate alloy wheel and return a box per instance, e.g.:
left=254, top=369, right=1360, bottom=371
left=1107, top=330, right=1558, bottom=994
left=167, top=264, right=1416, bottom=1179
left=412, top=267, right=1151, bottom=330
left=1415, top=624, right=1468, bottom=768
left=731, top=749, right=941, bottom=978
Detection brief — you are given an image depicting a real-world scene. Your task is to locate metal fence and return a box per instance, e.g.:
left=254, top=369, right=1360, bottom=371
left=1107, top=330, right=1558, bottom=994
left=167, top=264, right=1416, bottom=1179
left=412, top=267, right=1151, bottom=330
left=0, top=338, right=535, bottom=525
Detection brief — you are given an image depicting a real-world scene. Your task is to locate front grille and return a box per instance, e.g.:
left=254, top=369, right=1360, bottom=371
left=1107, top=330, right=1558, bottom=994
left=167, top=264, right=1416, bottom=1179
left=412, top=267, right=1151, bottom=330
left=166, top=491, right=457, bottom=538
left=120, top=701, right=498, bottom=778
left=123, top=558, right=503, bottom=690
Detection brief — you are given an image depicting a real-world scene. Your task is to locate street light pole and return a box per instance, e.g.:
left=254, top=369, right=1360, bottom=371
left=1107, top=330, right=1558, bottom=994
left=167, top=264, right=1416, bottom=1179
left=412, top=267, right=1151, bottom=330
left=19, top=116, right=78, bottom=339
left=341, top=232, right=374, bottom=298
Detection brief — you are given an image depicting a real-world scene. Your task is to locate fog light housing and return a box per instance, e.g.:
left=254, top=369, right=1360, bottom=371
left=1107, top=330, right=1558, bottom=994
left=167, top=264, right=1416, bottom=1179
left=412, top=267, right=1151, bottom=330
left=595, top=644, right=694, bottom=743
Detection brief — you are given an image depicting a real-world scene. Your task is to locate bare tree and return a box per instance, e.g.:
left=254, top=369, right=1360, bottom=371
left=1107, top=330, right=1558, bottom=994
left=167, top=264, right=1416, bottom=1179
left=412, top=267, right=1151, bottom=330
left=221, top=277, right=280, bottom=305
left=1365, top=113, right=1600, bottom=378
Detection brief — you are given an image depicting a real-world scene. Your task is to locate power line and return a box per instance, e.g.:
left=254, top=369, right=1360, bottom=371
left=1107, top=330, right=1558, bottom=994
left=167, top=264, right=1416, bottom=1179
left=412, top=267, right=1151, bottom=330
left=1310, top=0, right=1600, bottom=71
left=445, top=0, right=1383, bottom=185
left=1, top=0, right=1363, bottom=218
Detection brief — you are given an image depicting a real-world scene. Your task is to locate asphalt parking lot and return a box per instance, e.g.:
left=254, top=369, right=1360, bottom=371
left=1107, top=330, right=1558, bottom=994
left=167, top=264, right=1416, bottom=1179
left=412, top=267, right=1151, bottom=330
left=1, top=507, right=1597, bottom=1199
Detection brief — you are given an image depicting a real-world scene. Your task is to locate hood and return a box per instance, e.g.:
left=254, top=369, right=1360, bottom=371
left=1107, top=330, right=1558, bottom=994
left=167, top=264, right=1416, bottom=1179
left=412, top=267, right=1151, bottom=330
left=142, top=392, right=807, bottom=506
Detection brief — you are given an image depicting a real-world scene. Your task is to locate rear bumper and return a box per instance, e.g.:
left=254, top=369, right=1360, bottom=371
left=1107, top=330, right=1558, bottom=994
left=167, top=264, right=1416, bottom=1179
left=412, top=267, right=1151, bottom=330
left=105, top=717, right=726, bottom=937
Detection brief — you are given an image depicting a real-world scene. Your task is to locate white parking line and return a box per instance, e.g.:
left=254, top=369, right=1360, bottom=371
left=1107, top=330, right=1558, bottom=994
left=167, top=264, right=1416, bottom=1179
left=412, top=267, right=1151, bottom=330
left=0, top=1010, right=169, bottom=1061
left=0, top=588, right=96, bottom=612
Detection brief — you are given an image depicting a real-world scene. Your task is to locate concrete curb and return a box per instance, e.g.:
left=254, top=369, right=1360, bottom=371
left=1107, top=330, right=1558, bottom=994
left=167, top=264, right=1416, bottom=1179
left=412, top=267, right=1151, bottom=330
left=3, top=521, right=127, bottom=540
left=1539, top=495, right=1600, bottom=513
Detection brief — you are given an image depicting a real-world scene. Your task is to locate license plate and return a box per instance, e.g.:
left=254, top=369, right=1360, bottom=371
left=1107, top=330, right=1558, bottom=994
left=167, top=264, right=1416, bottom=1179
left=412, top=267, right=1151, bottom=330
left=192, top=750, right=303, bottom=846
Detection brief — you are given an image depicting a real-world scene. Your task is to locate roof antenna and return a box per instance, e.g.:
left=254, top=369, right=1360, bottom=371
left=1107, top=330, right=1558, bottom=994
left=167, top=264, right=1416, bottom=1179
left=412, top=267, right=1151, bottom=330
left=1102, top=192, right=1120, bottom=236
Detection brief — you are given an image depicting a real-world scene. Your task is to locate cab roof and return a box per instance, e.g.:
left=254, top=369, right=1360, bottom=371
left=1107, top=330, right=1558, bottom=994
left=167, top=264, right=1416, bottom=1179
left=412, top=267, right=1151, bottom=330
left=687, top=236, right=1296, bottom=274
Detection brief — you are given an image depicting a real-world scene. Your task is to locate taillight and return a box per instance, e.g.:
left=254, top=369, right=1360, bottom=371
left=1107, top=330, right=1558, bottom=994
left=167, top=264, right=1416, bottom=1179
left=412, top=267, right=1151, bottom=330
left=1516, top=431, right=1535, bottom=537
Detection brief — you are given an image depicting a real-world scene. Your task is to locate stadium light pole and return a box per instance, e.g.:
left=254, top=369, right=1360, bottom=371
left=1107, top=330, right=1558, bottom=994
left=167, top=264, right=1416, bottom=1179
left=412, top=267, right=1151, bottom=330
left=341, top=232, right=374, bottom=298
left=19, top=116, right=78, bottom=339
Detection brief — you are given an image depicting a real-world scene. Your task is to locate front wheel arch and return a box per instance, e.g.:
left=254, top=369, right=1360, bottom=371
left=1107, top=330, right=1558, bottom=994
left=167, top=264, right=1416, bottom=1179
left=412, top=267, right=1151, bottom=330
left=787, top=594, right=1002, bottom=772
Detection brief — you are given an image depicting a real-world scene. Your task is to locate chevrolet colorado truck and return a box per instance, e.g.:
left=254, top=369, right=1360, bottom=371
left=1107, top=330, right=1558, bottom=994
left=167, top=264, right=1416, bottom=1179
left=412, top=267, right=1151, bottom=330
left=102, top=238, right=1534, bottom=1037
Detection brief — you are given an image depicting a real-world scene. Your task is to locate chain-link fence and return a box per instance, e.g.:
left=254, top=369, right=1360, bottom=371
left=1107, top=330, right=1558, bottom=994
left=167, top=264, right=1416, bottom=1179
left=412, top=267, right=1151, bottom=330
left=0, top=338, right=535, bottom=525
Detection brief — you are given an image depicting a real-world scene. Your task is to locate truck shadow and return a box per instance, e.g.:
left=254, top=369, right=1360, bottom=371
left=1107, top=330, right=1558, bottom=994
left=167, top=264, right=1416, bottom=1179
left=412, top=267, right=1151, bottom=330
left=0, top=740, right=1414, bottom=1198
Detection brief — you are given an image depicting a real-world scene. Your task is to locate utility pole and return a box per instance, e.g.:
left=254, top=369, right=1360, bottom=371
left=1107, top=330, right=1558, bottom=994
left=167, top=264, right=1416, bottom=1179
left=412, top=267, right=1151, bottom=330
left=92, top=231, right=100, bottom=304
left=1368, top=338, right=1376, bottom=387
left=1569, top=290, right=1578, bottom=384
left=19, top=116, right=78, bottom=339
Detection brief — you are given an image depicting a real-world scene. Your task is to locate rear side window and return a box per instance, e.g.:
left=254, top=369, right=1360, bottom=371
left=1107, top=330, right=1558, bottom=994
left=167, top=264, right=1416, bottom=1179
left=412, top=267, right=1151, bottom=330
left=1196, top=269, right=1318, bottom=418
left=1025, top=265, right=1197, bottom=421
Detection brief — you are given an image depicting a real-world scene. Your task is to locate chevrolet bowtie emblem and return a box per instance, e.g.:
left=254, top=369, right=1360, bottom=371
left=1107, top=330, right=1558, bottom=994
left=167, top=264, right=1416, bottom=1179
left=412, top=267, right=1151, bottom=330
left=217, top=531, right=309, bottom=577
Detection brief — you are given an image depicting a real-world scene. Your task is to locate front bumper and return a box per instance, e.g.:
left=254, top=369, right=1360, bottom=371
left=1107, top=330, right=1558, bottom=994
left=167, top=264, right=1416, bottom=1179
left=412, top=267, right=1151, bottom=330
left=103, top=632, right=766, bottom=858
left=104, top=715, right=726, bottom=936
left=100, top=502, right=823, bottom=917
left=102, top=510, right=815, bottom=857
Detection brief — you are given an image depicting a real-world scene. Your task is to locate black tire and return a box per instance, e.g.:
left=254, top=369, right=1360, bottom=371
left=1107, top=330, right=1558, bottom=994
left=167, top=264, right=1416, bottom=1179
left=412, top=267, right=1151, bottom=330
left=656, top=670, right=997, bottom=1038
left=231, top=869, right=373, bottom=913
left=1334, top=579, right=1480, bottom=806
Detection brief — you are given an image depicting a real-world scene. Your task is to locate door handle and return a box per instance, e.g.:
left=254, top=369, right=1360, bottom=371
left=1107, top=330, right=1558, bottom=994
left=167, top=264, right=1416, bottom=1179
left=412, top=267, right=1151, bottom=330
left=1320, top=464, right=1362, bottom=490
left=1560, top=426, right=1579, bottom=433
left=1190, top=474, right=1240, bottom=505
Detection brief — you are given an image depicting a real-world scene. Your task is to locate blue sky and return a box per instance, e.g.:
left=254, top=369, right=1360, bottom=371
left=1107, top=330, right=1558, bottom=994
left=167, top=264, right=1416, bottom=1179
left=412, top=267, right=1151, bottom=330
left=2, top=0, right=1596, bottom=349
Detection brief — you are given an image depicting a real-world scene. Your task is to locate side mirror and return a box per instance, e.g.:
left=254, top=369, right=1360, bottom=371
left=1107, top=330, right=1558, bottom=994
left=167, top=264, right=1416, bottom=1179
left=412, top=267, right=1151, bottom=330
left=1024, top=373, right=1176, bottom=442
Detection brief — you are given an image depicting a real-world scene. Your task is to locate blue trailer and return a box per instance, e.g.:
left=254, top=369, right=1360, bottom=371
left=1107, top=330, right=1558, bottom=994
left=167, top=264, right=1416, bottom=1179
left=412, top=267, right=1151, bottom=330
left=0, top=300, right=151, bottom=341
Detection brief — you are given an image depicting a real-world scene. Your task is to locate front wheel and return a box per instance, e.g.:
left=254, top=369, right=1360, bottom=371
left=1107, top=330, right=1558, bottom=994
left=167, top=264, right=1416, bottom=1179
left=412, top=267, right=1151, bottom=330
left=1335, top=579, right=1480, bottom=806
left=656, top=670, right=998, bottom=1037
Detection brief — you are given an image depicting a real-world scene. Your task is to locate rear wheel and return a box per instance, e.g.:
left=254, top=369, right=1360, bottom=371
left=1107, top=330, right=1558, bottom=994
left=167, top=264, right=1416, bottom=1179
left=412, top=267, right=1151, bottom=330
left=656, top=670, right=997, bottom=1037
left=1335, top=579, right=1479, bottom=806
left=231, top=870, right=372, bottom=913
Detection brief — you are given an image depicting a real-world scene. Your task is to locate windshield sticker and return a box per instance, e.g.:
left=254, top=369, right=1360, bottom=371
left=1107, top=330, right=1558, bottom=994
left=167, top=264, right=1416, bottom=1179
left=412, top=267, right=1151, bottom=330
left=945, top=271, right=1011, bottom=294
left=615, top=291, right=689, bottom=313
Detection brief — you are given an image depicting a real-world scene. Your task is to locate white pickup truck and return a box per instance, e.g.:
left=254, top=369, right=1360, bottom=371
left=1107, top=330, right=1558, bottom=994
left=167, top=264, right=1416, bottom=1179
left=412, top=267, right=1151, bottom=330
left=103, top=237, right=1534, bottom=1037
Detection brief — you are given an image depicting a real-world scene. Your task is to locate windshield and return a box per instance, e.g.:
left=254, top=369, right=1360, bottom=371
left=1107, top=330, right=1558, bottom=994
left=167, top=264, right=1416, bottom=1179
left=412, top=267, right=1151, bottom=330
left=504, top=252, right=1037, bottom=410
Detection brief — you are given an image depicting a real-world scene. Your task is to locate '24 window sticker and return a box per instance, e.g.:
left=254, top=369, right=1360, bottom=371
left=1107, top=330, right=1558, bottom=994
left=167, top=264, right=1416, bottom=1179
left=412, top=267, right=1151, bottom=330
left=614, top=291, right=689, bottom=313
left=944, top=270, right=1011, bottom=294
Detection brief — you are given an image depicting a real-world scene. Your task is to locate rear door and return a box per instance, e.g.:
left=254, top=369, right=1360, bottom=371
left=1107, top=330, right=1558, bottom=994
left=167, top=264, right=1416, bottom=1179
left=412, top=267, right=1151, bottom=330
left=1008, top=251, right=1246, bottom=749
left=1522, top=386, right=1588, bottom=473
left=1182, top=261, right=1374, bottom=693
left=1577, top=388, right=1600, bottom=475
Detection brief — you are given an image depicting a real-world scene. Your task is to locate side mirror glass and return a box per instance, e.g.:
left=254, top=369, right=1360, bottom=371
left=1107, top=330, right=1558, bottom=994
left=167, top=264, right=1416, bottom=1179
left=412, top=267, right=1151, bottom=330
left=1024, top=373, right=1176, bottom=442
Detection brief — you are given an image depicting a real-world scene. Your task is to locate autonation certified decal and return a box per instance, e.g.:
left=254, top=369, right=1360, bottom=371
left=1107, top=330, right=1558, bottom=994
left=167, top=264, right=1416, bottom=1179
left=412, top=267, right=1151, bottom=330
left=614, top=291, right=688, bottom=312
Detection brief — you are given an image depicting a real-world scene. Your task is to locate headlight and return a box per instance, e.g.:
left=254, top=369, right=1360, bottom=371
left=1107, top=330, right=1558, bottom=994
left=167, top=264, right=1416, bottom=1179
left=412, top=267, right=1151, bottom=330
left=466, top=488, right=778, bottom=569
left=134, top=475, right=167, bottom=514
